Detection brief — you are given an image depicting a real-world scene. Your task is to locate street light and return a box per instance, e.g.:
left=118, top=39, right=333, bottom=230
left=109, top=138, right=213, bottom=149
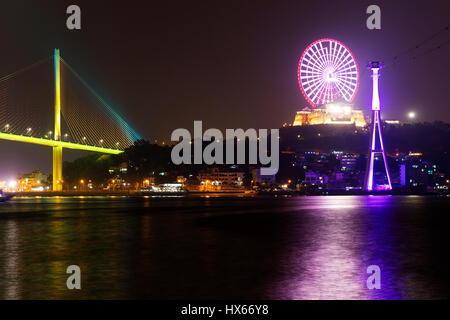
left=408, top=111, right=416, bottom=119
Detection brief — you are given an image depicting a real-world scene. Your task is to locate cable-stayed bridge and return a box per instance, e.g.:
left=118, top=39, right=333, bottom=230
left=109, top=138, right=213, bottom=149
left=0, top=49, right=141, bottom=191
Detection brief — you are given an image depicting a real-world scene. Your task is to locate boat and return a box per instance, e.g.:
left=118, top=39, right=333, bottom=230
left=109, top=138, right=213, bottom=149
left=0, top=190, right=14, bottom=202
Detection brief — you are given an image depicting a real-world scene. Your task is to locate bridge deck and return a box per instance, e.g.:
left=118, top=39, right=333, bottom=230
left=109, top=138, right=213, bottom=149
left=0, top=132, right=123, bottom=154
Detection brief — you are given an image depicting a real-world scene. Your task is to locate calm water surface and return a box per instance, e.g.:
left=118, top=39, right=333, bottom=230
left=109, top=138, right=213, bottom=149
left=0, top=195, right=449, bottom=299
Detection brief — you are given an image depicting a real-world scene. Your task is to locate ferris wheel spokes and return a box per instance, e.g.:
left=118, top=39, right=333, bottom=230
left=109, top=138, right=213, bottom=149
left=298, top=38, right=359, bottom=107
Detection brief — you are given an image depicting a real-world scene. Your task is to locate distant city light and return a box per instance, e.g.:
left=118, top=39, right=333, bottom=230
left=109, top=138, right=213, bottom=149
left=408, top=111, right=416, bottom=119
left=8, top=180, right=17, bottom=188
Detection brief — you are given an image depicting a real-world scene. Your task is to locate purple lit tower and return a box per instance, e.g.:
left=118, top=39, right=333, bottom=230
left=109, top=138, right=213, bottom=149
left=364, top=61, right=392, bottom=191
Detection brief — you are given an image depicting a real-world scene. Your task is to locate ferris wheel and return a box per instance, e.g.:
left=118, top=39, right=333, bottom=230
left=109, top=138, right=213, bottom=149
left=298, top=39, right=359, bottom=108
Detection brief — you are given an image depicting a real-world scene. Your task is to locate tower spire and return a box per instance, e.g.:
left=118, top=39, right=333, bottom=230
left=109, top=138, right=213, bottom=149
left=364, top=61, right=392, bottom=192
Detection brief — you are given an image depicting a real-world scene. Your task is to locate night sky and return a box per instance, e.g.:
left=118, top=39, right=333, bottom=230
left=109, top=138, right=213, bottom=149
left=0, top=0, right=449, bottom=178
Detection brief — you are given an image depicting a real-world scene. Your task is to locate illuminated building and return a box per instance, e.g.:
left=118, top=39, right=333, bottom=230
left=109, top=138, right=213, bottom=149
left=385, top=120, right=401, bottom=125
left=108, top=163, right=128, bottom=175
left=16, top=170, right=50, bottom=191
left=292, top=102, right=366, bottom=127
left=398, top=152, right=440, bottom=190
left=198, top=168, right=244, bottom=191
left=399, top=162, right=438, bottom=188
left=142, top=177, right=156, bottom=188
left=177, top=176, right=186, bottom=184
left=340, top=154, right=359, bottom=172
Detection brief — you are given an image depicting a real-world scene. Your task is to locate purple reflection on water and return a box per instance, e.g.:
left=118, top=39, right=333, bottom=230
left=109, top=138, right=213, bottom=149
left=270, top=196, right=412, bottom=299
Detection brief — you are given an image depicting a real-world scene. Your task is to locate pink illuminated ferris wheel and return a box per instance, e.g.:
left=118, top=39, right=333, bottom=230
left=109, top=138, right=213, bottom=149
left=298, top=39, right=359, bottom=108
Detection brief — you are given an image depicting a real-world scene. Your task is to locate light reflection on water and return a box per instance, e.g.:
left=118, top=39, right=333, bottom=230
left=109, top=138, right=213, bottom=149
left=273, top=196, right=444, bottom=300
left=0, top=195, right=448, bottom=299
left=279, top=196, right=366, bottom=299
left=3, top=220, right=20, bottom=299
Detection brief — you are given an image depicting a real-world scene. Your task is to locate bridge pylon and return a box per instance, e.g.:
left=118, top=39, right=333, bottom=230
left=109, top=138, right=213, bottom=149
left=53, top=49, right=63, bottom=191
left=0, top=49, right=132, bottom=191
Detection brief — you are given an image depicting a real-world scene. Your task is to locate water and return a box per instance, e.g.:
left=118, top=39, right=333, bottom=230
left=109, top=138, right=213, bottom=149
left=0, top=195, right=449, bottom=300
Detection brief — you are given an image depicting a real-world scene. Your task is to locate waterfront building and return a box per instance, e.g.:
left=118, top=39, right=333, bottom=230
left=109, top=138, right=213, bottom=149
left=340, top=153, right=359, bottom=172
left=399, top=160, right=438, bottom=189
left=197, top=168, right=245, bottom=191
left=16, top=170, right=50, bottom=191
left=199, top=168, right=244, bottom=186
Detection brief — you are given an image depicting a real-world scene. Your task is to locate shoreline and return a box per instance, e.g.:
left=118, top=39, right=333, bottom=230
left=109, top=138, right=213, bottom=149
left=4, top=190, right=447, bottom=198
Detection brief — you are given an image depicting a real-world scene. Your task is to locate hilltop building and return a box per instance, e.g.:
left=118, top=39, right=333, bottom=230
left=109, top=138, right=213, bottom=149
left=291, top=102, right=366, bottom=127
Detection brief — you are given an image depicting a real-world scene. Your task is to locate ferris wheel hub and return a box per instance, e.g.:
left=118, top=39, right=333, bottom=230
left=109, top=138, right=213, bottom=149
left=324, top=68, right=338, bottom=82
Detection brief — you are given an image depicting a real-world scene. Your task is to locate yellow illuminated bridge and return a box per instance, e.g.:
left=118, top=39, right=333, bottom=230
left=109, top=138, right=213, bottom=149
left=0, top=49, right=141, bottom=191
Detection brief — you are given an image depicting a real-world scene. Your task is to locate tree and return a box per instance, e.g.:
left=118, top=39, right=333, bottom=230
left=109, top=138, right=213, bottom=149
left=123, top=140, right=173, bottom=185
left=63, top=153, right=121, bottom=187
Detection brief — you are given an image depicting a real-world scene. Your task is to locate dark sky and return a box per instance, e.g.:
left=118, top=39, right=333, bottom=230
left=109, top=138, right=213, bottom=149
left=0, top=0, right=449, bottom=178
